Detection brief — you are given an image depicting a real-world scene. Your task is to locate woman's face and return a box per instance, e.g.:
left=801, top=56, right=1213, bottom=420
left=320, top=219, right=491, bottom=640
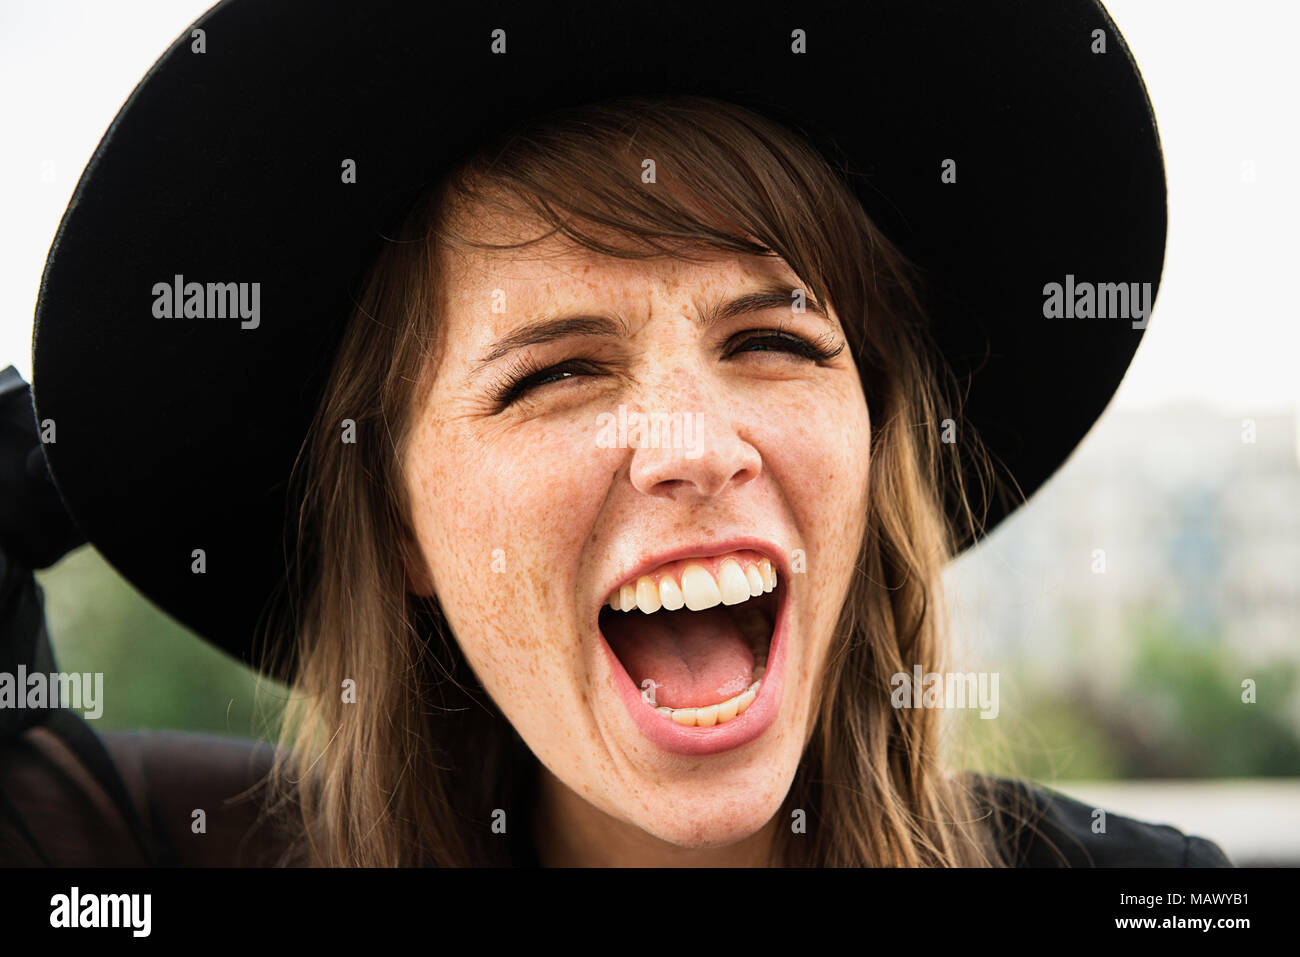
left=404, top=205, right=871, bottom=855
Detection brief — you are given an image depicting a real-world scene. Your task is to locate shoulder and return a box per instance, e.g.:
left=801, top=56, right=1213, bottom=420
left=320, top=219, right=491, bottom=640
left=101, top=725, right=290, bottom=865
left=968, top=774, right=1235, bottom=867
left=0, top=715, right=291, bottom=866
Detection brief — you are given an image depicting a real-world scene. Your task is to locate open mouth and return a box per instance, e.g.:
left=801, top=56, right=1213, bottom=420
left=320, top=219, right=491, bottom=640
left=597, top=551, right=779, bottom=728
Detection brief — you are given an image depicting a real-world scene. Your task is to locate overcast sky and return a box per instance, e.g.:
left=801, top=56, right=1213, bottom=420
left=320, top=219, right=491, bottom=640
left=2, top=0, right=1296, bottom=414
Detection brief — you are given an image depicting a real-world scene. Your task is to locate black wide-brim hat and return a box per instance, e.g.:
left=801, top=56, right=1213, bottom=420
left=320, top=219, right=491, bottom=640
left=31, top=0, right=1165, bottom=673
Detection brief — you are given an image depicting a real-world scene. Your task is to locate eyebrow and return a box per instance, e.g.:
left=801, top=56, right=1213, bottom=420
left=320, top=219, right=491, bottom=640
left=471, top=281, right=833, bottom=374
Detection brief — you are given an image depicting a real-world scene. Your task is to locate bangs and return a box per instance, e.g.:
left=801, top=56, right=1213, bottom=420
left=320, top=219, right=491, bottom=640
left=427, top=94, right=856, bottom=319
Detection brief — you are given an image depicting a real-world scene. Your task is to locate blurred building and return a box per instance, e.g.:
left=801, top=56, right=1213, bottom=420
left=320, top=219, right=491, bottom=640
left=945, top=404, right=1300, bottom=677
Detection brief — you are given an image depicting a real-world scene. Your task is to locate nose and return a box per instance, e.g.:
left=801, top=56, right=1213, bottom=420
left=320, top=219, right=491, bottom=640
left=626, top=388, right=762, bottom=502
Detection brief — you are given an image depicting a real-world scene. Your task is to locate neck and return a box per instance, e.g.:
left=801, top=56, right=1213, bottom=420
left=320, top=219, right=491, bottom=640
left=532, top=765, right=777, bottom=867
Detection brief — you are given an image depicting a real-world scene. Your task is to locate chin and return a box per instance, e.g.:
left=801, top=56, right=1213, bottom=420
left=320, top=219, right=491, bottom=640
left=626, top=764, right=794, bottom=849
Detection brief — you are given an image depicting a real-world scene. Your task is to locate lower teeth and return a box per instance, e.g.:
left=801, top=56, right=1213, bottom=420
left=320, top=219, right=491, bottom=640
left=653, top=673, right=764, bottom=727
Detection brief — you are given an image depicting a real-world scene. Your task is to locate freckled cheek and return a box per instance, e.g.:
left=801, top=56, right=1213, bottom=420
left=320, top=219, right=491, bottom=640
left=762, top=392, right=870, bottom=505
left=415, top=421, right=610, bottom=662
left=762, top=393, right=868, bottom=649
left=808, top=397, right=870, bottom=572
left=477, top=422, right=614, bottom=566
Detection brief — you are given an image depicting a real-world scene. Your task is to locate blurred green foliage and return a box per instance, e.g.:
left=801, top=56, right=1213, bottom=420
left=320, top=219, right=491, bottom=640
left=965, top=616, right=1300, bottom=780
left=34, top=546, right=285, bottom=741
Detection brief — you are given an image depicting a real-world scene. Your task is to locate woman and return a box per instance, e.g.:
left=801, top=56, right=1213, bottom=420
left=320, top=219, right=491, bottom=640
left=270, top=95, right=1008, bottom=867
left=2, top=0, right=1232, bottom=867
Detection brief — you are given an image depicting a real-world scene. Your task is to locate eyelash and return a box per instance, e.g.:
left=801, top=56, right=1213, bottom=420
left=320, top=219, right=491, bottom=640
left=486, top=329, right=845, bottom=409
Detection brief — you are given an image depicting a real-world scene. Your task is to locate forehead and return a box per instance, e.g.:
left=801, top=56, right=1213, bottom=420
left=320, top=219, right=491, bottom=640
left=435, top=206, right=806, bottom=335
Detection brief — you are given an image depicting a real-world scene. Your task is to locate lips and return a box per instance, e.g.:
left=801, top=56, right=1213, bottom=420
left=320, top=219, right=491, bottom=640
left=595, top=541, right=788, bottom=756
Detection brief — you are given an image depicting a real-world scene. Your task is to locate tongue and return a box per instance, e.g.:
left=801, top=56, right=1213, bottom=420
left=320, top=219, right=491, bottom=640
left=604, top=605, right=755, bottom=710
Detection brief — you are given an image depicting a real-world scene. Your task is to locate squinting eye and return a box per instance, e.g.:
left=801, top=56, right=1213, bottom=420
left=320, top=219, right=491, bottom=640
left=726, top=330, right=844, bottom=362
left=487, top=358, right=601, bottom=408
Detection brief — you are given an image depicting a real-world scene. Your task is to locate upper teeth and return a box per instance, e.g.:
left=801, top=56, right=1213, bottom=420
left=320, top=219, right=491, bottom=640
left=607, top=555, right=777, bottom=614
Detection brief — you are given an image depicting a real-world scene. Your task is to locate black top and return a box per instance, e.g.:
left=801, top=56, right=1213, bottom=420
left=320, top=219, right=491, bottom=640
left=0, top=711, right=1234, bottom=867
left=977, top=774, right=1233, bottom=867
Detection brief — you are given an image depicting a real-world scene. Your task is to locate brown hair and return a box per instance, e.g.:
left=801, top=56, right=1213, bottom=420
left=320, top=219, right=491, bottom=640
left=263, top=94, right=1028, bottom=866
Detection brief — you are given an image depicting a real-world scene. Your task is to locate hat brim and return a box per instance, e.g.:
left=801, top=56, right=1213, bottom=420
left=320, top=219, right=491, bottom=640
left=32, top=0, right=1165, bottom=671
